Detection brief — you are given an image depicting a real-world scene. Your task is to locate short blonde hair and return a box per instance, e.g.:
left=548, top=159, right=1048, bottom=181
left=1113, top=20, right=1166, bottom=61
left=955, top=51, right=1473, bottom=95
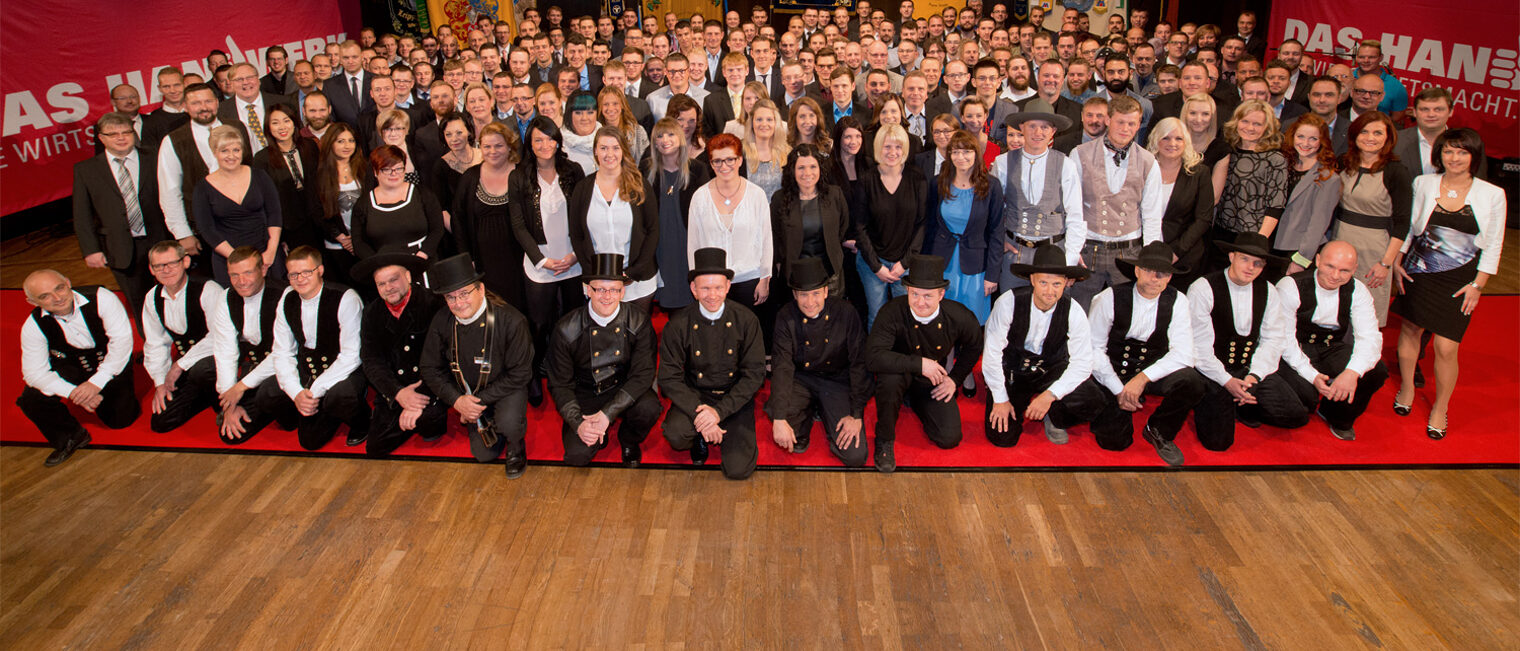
left=207, top=125, right=244, bottom=153
left=1146, top=117, right=1203, bottom=174
left=873, top=123, right=910, bottom=162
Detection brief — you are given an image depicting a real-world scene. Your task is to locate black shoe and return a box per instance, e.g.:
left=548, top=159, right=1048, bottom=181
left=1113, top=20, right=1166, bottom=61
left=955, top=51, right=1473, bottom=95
left=421, top=432, right=444, bottom=442
left=346, top=428, right=367, bottom=447
left=690, top=436, right=709, bottom=465
left=961, top=379, right=977, bottom=398
left=874, top=439, right=895, bottom=473
left=1413, top=366, right=1426, bottom=388
left=1392, top=389, right=1413, bottom=416
left=792, top=433, right=811, bottom=454
left=44, top=432, right=90, bottom=467
left=1427, top=415, right=1448, bottom=440
left=1318, top=410, right=1356, bottom=441
left=1042, top=416, right=1069, bottom=444
left=622, top=443, right=642, bottom=467
left=1237, top=415, right=1263, bottom=429
left=527, top=378, right=544, bottom=408
left=504, top=442, right=527, bottom=478
left=1142, top=426, right=1184, bottom=467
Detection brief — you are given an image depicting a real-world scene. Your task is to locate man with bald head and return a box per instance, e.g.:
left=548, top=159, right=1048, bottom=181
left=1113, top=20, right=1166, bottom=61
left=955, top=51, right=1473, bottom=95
left=1274, top=241, right=1388, bottom=441
left=17, top=270, right=140, bottom=466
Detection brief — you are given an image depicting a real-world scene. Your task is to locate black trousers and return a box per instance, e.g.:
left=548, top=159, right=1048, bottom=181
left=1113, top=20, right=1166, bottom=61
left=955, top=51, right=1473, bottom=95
left=218, top=382, right=282, bottom=445
left=111, top=236, right=155, bottom=327
left=875, top=373, right=963, bottom=449
left=1088, top=369, right=1208, bottom=450
left=1279, top=353, right=1390, bottom=431
left=461, top=390, right=528, bottom=462
left=523, top=277, right=584, bottom=376
left=764, top=373, right=869, bottom=467
left=1193, top=370, right=1310, bottom=451
left=983, top=375, right=1108, bottom=447
left=561, top=388, right=662, bottom=466
left=663, top=398, right=758, bottom=480
left=254, top=370, right=370, bottom=450
left=728, top=278, right=775, bottom=354
left=149, top=357, right=219, bottom=433
left=16, top=367, right=140, bottom=449
left=365, top=396, right=450, bottom=457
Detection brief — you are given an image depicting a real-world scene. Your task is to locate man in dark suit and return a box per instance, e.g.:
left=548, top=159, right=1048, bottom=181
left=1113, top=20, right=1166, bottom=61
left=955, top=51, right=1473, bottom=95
left=260, top=45, right=299, bottom=96
left=702, top=52, right=752, bottom=139
left=143, top=68, right=191, bottom=153
left=1236, top=12, right=1268, bottom=62
left=94, top=84, right=149, bottom=155
left=218, top=63, right=296, bottom=157
left=1276, top=40, right=1314, bottom=105
left=1016, top=60, right=1083, bottom=140
left=1304, top=77, right=1351, bottom=155
left=1148, top=61, right=1236, bottom=135
left=411, top=81, right=457, bottom=181
left=747, top=37, right=786, bottom=101
left=356, top=74, right=413, bottom=152
left=74, top=112, right=169, bottom=318
left=322, top=40, right=374, bottom=128
left=553, top=33, right=604, bottom=95
left=821, top=68, right=871, bottom=133
left=601, top=62, right=655, bottom=134
left=1264, top=61, right=1309, bottom=128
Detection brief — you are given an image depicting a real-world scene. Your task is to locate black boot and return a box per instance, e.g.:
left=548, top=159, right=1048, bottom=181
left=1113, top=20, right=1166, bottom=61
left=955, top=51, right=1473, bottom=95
left=504, top=439, right=527, bottom=478
left=690, top=435, right=709, bottom=465
left=874, top=439, right=895, bottom=473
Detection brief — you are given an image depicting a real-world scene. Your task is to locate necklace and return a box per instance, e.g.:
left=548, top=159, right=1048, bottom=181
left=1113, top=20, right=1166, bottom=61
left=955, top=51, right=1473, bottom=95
left=714, top=181, right=741, bottom=206
left=1441, top=176, right=1471, bottom=199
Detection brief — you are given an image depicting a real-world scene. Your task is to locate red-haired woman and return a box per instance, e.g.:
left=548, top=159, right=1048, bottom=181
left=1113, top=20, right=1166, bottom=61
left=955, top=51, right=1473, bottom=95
left=1272, top=114, right=1342, bottom=275
left=350, top=145, right=445, bottom=261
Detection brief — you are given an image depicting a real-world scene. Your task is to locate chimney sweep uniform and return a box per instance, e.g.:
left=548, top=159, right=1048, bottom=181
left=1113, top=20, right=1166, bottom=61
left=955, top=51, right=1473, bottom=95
left=355, top=252, right=449, bottom=457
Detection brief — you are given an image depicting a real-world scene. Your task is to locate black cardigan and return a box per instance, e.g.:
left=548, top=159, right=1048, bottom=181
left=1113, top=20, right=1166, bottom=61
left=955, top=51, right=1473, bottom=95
left=922, top=180, right=1004, bottom=276
left=1160, top=163, right=1216, bottom=275
left=507, top=158, right=586, bottom=265
left=565, top=175, right=661, bottom=282
left=771, top=183, right=851, bottom=286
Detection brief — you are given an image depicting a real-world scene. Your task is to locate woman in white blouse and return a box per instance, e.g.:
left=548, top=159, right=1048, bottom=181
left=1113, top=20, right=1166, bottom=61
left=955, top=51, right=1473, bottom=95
left=1391, top=128, right=1507, bottom=440
left=561, top=91, right=600, bottom=174
left=567, top=127, right=660, bottom=312
left=687, top=133, right=774, bottom=311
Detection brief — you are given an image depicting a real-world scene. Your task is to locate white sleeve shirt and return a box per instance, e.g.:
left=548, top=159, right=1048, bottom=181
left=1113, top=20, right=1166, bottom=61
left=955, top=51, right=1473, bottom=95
left=140, top=280, right=224, bottom=385
left=992, top=150, right=1086, bottom=265
left=272, top=287, right=365, bottom=399
left=211, top=287, right=278, bottom=393
left=157, top=120, right=222, bottom=239
left=687, top=180, right=774, bottom=283
left=20, top=288, right=135, bottom=397
left=1274, top=276, right=1382, bottom=381
left=1188, top=276, right=1287, bottom=387
left=1088, top=286, right=1195, bottom=394
left=982, top=292, right=1093, bottom=402
left=1067, top=145, right=1163, bottom=244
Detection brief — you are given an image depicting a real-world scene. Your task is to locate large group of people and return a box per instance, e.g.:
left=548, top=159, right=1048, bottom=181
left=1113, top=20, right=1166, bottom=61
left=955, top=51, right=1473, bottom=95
left=37, top=2, right=1506, bottom=478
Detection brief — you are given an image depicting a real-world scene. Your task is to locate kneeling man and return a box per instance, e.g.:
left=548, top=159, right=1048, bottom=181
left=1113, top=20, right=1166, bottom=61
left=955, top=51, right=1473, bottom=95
left=356, top=251, right=449, bottom=456
left=141, top=240, right=223, bottom=432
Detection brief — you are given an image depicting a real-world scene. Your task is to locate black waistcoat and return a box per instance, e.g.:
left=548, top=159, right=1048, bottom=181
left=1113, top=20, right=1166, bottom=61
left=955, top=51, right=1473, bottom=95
left=153, top=279, right=210, bottom=357
left=31, top=286, right=108, bottom=383
left=283, top=283, right=347, bottom=386
left=1108, top=282, right=1177, bottom=382
left=1205, top=271, right=1268, bottom=373
left=1001, top=287, right=1072, bottom=384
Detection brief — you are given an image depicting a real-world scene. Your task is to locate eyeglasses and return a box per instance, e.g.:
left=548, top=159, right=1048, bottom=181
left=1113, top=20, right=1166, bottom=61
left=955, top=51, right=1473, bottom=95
left=100, top=130, right=135, bottom=138
left=1352, top=88, right=1384, bottom=97
left=443, top=284, right=479, bottom=304
left=931, top=128, right=956, bottom=136
left=587, top=286, right=624, bottom=296
left=711, top=156, right=741, bottom=167
left=230, top=75, right=257, bottom=83
left=288, top=268, right=319, bottom=281
left=149, top=256, right=186, bottom=272
left=379, top=166, right=406, bottom=175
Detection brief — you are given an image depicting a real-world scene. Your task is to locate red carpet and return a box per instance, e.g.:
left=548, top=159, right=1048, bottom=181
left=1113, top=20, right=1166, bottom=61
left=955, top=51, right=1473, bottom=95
left=2, top=289, right=1515, bottom=469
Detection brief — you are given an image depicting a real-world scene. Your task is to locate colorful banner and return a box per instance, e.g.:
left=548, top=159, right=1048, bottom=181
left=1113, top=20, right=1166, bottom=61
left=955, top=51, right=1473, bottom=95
left=1270, top=0, right=1519, bottom=158
left=424, top=0, right=510, bottom=41
left=0, top=2, right=349, bottom=216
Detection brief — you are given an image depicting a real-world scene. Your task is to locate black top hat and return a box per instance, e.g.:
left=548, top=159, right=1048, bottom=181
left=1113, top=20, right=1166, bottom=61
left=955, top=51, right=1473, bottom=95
left=350, top=249, right=429, bottom=286
left=1117, top=241, right=1189, bottom=279
left=582, top=253, right=630, bottom=283
left=901, top=254, right=950, bottom=290
left=1214, top=232, right=1284, bottom=262
left=787, top=257, right=831, bottom=291
left=426, top=253, right=485, bottom=295
left=688, top=247, right=735, bottom=282
left=1011, top=244, right=1093, bottom=281
left=1004, top=99, right=1074, bottom=132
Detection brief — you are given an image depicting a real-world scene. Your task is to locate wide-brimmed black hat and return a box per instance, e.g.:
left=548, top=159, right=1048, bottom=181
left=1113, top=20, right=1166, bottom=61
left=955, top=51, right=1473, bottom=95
left=351, top=249, right=428, bottom=285
left=1214, top=232, right=1284, bottom=262
left=426, top=253, right=484, bottom=295
left=582, top=253, right=630, bottom=283
left=788, top=257, right=831, bottom=291
left=688, top=247, right=735, bottom=282
left=1004, top=98, right=1073, bottom=132
left=1011, top=244, right=1092, bottom=281
left=901, top=254, right=950, bottom=290
left=1117, top=241, right=1189, bottom=279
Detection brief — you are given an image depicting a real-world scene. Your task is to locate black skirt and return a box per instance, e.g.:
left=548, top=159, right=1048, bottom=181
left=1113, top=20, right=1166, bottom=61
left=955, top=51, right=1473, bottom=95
left=1392, top=205, right=1481, bottom=341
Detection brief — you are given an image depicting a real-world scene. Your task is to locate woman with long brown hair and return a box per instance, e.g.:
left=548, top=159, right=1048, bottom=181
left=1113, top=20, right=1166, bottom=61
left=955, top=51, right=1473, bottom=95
left=253, top=103, right=320, bottom=253
left=1272, top=114, right=1342, bottom=274
left=923, top=130, right=1002, bottom=324
left=314, top=122, right=370, bottom=283
left=1334, top=110, right=1411, bottom=326
left=598, top=86, right=649, bottom=162
left=644, top=117, right=711, bottom=310
left=568, top=127, right=660, bottom=312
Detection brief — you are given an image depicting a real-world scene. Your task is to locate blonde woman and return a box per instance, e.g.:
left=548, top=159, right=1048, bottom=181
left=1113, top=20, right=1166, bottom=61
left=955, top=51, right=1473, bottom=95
left=598, top=85, right=650, bottom=162
left=1209, top=99, right=1288, bottom=270
left=1146, top=116, right=1214, bottom=287
left=645, top=118, right=712, bottom=310
left=461, top=83, right=496, bottom=140
left=1182, top=93, right=1230, bottom=167
left=723, top=81, right=787, bottom=137
left=534, top=83, right=564, bottom=127
left=193, top=125, right=282, bottom=283
left=853, top=123, right=927, bottom=326
left=741, top=99, right=790, bottom=196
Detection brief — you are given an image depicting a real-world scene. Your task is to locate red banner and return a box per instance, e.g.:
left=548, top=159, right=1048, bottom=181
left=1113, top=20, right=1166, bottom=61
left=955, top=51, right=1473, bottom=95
left=0, top=2, right=352, bottom=216
left=1269, top=0, right=1519, bottom=159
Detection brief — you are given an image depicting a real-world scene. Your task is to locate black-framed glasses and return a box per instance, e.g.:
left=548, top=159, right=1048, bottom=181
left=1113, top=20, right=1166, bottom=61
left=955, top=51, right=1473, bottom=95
left=443, top=284, right=479, bottom=304
left=149, top=256, right=186, bottom=272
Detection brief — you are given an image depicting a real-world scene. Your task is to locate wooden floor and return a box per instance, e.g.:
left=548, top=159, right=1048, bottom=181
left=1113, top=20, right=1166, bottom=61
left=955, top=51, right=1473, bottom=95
left=1, top=447, right=1515, bottom=649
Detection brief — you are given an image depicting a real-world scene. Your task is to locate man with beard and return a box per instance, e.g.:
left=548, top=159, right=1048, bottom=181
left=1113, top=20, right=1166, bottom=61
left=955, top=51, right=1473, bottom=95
left=999, top=55, right=1035, bottom=103
left=548, top=254, right=662, bottom=467
left=1093, top=54, right=1153, bottom=134
left=356, top=252, right=448, bottom=457
left=158, top=83, right=250, bottom=278
left=141, top=240, right=224, bottom=433
left=210, top=247, right=285, bottom=444
left=300, top=91, right=334, bottom=141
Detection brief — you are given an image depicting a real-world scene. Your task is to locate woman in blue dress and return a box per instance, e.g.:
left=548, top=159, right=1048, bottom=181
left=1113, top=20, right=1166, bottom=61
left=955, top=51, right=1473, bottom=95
left=923, top=130, right=1003, bottom=395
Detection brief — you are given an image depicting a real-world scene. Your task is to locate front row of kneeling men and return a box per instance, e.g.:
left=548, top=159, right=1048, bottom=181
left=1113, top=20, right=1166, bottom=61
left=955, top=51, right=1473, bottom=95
left=20, top=232, right=1388, bottom=476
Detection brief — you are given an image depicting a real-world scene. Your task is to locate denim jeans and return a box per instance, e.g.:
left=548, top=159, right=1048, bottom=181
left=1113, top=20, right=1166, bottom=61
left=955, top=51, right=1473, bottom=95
left=856, top=255, right=906, bottom=329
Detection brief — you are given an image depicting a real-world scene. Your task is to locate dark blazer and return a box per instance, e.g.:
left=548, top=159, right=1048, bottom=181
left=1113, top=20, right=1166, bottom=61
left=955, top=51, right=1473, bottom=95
left=636, top=77, right=664, bottom=99
left=1276, top=100, right=1309, bottom=129
left=911, top=148, right=940, bottom=188
left=1288, top=72, right=1314, bottom=106
left=93, top=112, right=149, bottom=155
left=701, top=87, right=742, bottom=143
left=1159, top=163, right=1215, bottom=279
left=565, top=175, right=660, bottom=283
left=924, top=94, right=954, bottom=121
left=1390, top=127, right=1486, bottom=180
left=821, top=99, right=872, bottom=134
left=508, top=158, right=587, bottom=265
left=627, top=95, right=655, bottom=134
left=141, top=108, right=189, bottom=153
left=529, top=64, right=556, bottom=86
left=553, top=64, right=604, bottom=95
left=748, top=65, right=787, bottom=102
left=322, top=71, right=374, bottom=129
left=923, top=180, right=1004, bottom=276
left=252, top=141, right=321, bottom=252
left=411, top=121, right=446, bottom=181
left=261, top=71, right=299, bottom=96
left=771, top=184, right=852, bottom=286
left=72, top=149, right=168, bottom=269
left=1016, top=94, right=1082, bottom=138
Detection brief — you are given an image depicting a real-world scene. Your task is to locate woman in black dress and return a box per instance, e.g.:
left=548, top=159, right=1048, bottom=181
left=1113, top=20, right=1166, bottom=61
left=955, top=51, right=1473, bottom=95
left=350, top=145, right=446, bottom=260
left=194, top=125, right=282, bottom=283
left=772, top=144, right=850, bottom=296
left=1146, top=116, right=1214, bottom=289
left=643, top=117, right=710, bottom=311
left=452, top=121, right=526, bottom=307
left=832, top=115, right=874, bottom=320
left=252, top=104, right=320, bottom=253
left=1208, top=99, right=1288, bottom=273
left=1392, top=129, right=1508, bottom=439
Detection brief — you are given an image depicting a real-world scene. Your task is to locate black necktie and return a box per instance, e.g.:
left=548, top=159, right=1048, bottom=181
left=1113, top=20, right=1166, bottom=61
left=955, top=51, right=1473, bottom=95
left=1104, top=139, right=1128, bottom=166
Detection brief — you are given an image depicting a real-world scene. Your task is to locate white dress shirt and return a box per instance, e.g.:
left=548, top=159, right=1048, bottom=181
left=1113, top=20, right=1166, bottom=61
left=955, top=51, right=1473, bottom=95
left=1275, top=276, right=1381, bottom=381
left=20, top=288, right=134, bottom=397
left=524, top=174, right=582, bottom=283
left=141, top=280, right=225, bottom=386
left=585, top=188, right=655, bottom=299
left=982, top=292, right=1094, bottom=402
left=235, top=97, right=268, bottom=154
left=687, top=179, right=774, bottom=284
left=1087, top=285, right=1195, bottom=394
left=271, top=286, right=364, bottom=399
left=158, top=119, right=225, bottom=239
left=1067, top=141, right=1164, bottom=244
left=1187, top=275, right=1287, bottom=386
left=991, top=148, right=1088, bottom=264
left=211, top=286, right=278, bottom=393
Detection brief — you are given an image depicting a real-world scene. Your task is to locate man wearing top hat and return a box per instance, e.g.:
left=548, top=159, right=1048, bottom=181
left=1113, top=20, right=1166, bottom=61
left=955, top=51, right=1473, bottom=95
left=210, top=246, right=285, bottom=444
left=981, top=244, right=1107, bottom=448
left=993, top=101, right=1086, bottom=292
left=1188, top=233, right=1309, bottom=451
left=259, top=245, right=370, bottom=450
left=1274, top=241, right=1388, bottom=441
left=866, top=254, right=984, bottom=472
left=766, top=257, right=872, bottom=467
left=420, top=253, right=535, bottom=477
left=17, top=269, right=140, bottom=467
left=658, top=248, right=767, bottom=480
left=355, top=250, right=448, bottom=457
left=1085, top=241, right=1207, bottom=466
left=547, top=253, right=662, bottom=467
left=140, top=239, right=225, bottom=433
